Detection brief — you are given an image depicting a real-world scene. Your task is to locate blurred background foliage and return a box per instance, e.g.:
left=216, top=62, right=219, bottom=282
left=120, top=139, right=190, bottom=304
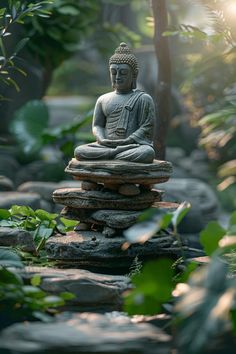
left=0, top=0, right=236, bottom=208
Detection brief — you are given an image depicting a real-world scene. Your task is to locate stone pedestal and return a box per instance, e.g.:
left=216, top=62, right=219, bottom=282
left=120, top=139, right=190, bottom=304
left=53, top=159, right=173, bottom=235
left=49, top=158, right=176, bottom=267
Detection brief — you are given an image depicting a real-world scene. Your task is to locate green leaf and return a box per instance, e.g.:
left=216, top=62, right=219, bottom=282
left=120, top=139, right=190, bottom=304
left=10, top=100, right=49, bottom=156
left=0, top=248, right=23, bottom=268
left=0, top=220, right=18, bottom=227
left=0, top=209, right=11, bottom=220
left=124, top=259, right=174, bottom=315
left=60, top=217, right=78, bottom=231
left=124, top=211, right=172, bottom=244
left=171, top=201, right=191, bottom=230
left=35, top=209, right=58, bottom=222
left=57, top=6, right=80, bottom=16
left=6, top=77, right=20, bottom=92
left=34, top=224, right=53, bottom=241
left=0, top=37, right=6, bottom=57
left=13, top=37, right=29, bottom=55
left=30, top=274, right=41, bottom=286
left=59, top=292, right=75, bottom=300
left=0, top=267, right=23, bottom=285
left=0, top=8, right=6, bottom=17
left=200, top=221, right=226, bottom=256
left=43, top=295, right=64, bottom=307
left=231, top=309, right=236, bottom=335
left=22, top=285, right=44, bottom=297
left=10, top=205, right=35, bottom=217
left=229, top=211, right=236, bottom=226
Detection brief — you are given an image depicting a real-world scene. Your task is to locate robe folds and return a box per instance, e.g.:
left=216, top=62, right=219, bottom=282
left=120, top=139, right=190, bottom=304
left=74, top=90, right=155, bottom=163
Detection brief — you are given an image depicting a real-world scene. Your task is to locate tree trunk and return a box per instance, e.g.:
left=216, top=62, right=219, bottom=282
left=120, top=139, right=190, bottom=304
left=152, top=0, right=172, bottom=160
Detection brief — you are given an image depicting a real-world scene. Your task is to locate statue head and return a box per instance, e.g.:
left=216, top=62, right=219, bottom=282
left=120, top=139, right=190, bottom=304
left=109, top=43, right=139, bottom=91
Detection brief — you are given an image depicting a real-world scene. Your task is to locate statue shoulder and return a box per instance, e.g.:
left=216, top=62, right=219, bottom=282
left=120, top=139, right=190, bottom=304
left=96, top=91, right=115, bottom=104
left=137, top=91, right=155, bottom=106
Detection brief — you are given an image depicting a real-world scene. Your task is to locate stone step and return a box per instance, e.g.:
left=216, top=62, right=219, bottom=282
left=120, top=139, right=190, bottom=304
left=61, top=202, right=179, bottom=229
left=45, top=230, right=185, bottom=269
left=20, top=266, right=130, bottom=311
left=53, top=187, right=162, bottom=210
left=0, top=312, right=171, bottom=354
left=66, top=158, right=172, bottom=184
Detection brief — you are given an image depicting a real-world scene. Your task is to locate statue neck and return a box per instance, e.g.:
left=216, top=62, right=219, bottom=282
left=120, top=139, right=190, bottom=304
left=115, top=88, right=133, bottom=95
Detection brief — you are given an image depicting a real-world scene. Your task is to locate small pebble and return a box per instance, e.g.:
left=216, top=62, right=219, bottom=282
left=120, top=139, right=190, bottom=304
left=81, top=181, right=98, bottom=191
left=118, top=184, right=140, bottom=196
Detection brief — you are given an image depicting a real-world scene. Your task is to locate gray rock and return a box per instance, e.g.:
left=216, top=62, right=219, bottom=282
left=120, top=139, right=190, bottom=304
left=118, top=183, right=140, bottom=196
left=45, top=230, right=185, bottom=268
left=21, top=267, right=130, bottom=310
left=0, top=175, right=14, bottom=191
left=0, top=154, right=20, bottom=181
left=66, top=158, right=172, bottom=184
left=53, top=187, right=161, bottom=210
left=0, top=192, right=42, bottom=210
left=15, top=161, right=66, bottom=186
left=0, top=227, right=35, bottom=252
left=81, top=180, right=98, bottom=191
left=61, top=202, right=178, bottom=230
left=0, top=312, right=171, bottom=353
left=17, top=181, right=59, bottom=202
left=162, top=178, right=220, bottom=233
left=62, top=207, right=142, bottom=229
left=17, top=181, right=82, bottom=202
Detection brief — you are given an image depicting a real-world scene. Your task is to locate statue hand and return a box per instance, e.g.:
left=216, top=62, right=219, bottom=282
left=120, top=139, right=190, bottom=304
left=115, top=137, right=133, bottom=145
left=99, top=138, right=117, bottom=147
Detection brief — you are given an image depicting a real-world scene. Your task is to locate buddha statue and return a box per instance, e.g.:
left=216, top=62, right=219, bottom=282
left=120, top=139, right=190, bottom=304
left=74, top=43, right=155, bottom=164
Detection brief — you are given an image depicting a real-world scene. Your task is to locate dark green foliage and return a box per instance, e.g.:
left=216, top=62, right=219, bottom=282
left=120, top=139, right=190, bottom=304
left=42, top=109, right=93, bottom=158
left=124, top=259, right=174, bottom=315
left=200, top=221, right=226, bottom=256
left=10, top=100, right=49, bottom=157
left=23, top=0, right=99, bottom=68
left=0, top=205, right=78, bottom=252
left=0, top=248, right=74, bottom=329
left=9, top=99, right=93, bottom=160
left=0, top=1, right=52, bottom=96
left=175, top=256, right=236, bottom=354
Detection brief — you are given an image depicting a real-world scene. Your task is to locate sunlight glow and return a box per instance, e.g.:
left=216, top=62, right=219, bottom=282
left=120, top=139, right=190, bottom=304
left=226, top=2, right=236, bottom=16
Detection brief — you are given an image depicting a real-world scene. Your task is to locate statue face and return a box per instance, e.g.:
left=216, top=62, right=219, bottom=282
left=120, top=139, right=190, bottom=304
left=110, top=63, right=133, bottom=93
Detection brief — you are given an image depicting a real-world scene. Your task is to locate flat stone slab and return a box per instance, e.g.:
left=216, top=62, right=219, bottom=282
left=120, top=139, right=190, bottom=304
left=45, top=230, right=184, bottom=268
left=53, top=187, right=161, bottom=210
left=65, top=159, right=172, bottom=184
left=17, top=180, right=82, bottom=202
left=21, top=267, right=130, bottom=311
left=0, top=227, right=36, bottom=252
left=0, top=312, right=171, bottom=353
left=61, top=202, right=179, bottom=229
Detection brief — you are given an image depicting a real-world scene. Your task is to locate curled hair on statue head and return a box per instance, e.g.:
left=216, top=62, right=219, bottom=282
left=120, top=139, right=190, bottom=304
left=109, top=42, right=139, bottom=77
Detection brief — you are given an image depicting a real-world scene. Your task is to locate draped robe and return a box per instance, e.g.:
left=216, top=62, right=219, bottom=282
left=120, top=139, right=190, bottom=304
left=74, top=90, right=155, bottom=163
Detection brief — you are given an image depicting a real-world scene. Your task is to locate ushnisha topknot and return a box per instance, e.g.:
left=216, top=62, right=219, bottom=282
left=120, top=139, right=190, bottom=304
left=109, top=42, right=139, bottom=76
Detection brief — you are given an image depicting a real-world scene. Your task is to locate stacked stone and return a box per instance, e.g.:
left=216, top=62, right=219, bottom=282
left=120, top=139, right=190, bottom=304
left=53, top=158, right=174, bottom=238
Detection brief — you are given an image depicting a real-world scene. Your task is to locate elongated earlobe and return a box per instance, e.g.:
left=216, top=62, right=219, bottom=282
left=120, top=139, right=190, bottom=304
left=132, top=78, right=137, bottom=89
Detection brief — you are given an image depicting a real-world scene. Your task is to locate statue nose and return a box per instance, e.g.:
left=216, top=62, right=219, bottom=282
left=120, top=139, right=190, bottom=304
left=116, top=72, right=121, bottom=79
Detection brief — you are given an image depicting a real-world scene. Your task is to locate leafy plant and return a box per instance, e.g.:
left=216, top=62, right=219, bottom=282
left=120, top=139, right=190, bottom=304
left=9, top=99, right=93, bottom=160
left=10, top=99, right=49, bottom=157
left=124, top=258, right=174, bottom=315
left=0, top=205, right=78, bottom=252
left=175, top=212, right=236, bottom=353
left=0, top=0, right=52, bottom=97
left=124, top=201, right=191, bottom=244
left=123, top=210, right=236, bottom=353
left=175, top=256, right=236, bottom=354
left=0, top=248, right=74, bottom=329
